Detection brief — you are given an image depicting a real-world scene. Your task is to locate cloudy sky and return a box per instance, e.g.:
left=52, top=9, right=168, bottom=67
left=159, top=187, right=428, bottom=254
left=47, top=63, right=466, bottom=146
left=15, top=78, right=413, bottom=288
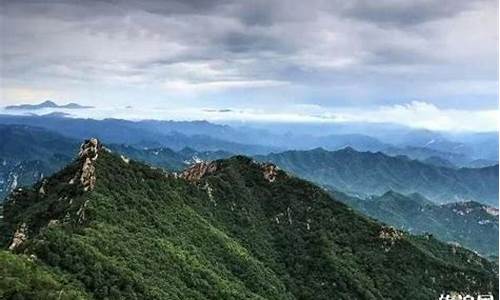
left=0, top=0, right=498, bottom=131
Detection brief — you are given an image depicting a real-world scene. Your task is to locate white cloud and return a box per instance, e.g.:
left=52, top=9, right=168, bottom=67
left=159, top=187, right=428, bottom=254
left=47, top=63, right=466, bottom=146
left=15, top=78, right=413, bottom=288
left=319, top=101, right=499, bottom=132
left=1, top=100, right=495, bottom=132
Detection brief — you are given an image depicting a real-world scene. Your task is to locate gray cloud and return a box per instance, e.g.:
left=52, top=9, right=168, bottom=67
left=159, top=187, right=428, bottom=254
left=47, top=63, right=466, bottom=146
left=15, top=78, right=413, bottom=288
left=337, top=0, right=483, bottom=26
left=1, top=0, right=497, bottom=111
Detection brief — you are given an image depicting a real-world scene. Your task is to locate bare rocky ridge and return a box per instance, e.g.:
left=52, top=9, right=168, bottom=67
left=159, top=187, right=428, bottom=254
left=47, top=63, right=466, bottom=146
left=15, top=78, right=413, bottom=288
left=261, top=163, right=280, bottom=183
left=180, top=158, right=285, bottom=184
left=70, top=138, right=101, bottom=191
left=179, top=161, right=219, bottom=181
left=6, top=140, right=103, bottom=251
left=8, top=222, right=27, bottom=250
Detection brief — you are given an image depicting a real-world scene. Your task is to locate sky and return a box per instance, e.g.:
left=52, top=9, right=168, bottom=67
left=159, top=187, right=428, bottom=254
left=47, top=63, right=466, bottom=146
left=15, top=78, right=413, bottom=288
left=0, top=0, right=498, bottom=131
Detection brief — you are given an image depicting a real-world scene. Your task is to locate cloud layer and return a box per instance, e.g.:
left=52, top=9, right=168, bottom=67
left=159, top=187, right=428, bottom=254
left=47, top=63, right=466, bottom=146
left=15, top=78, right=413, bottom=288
left=0, top=0, right=498, bottom=130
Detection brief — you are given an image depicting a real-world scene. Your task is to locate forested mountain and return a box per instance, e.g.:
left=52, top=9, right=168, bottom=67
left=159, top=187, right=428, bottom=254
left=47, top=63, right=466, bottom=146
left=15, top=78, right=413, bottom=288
left=107, top=144, right=232, bottom=171
left=0, top=139, right=497, bottom=299
left=2, top=124, right=497, bottom=207
left=0, top=125, right=79, bottom=200
left=257, top=147, right=499, bottom=206
left=0, top=124, right=234, bottom=201
left=331, top=190, right=499, bottom=258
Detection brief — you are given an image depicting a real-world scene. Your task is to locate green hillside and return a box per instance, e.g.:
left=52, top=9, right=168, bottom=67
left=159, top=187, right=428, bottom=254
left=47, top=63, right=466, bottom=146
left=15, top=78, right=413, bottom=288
left=0, top=140, right=497, bottom=299
left=332, top=190, right=499, bottom=258
left=256, top=147, right=499, bottom=206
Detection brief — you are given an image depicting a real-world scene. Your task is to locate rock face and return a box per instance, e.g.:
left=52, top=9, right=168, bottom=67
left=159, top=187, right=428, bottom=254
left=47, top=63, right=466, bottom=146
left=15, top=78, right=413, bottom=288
left=180, top=161, right=219, bottom=182
left=378, top=226, right=404, bottom=241
left=71, top=138, right=101, bottom=191
left=260, top=163, right=280, bottom=183
left=8, top=223, right=28, bottom=250
left=180, top=159, right=284, bottom=184
left=378, top=226, right=404, bottom=252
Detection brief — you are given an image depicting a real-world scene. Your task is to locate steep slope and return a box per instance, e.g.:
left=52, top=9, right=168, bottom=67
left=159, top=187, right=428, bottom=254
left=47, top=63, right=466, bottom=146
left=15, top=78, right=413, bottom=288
left=332, top=190, right=499, bottom=258
left=0, top=250, right=88, bottom=299
left=256, top=147, right=499, bottom=206
left=0, top=124, right=234, bottom=201
left=0, top=140, right=497, bottom=299
left=0, top=125, right=79, bottom=200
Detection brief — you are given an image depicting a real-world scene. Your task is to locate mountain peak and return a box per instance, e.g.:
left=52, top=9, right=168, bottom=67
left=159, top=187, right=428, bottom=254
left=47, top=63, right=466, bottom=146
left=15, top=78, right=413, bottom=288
left=70, top=138, right=102, bottom=191
left=339, top=146, right=357, bottom=152
left=4, top=100, right=94, bottom=110
left=179, top=155, right=284, bottom=183
left=78, top=138, right=101, bottom=160
left=40, top=100, right=57, bottom=106
left=179, top=160, right=219, bottom=181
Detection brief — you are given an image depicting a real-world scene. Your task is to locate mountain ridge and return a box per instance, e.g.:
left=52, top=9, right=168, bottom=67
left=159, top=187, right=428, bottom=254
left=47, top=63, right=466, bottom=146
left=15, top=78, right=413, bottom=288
left=331, top=190, right=499, bottom=257
left=256, top=147, right=499, bottom=206
left=0, top=139, right=497, bottom=299
left=5, top=100, right=94, bottom=110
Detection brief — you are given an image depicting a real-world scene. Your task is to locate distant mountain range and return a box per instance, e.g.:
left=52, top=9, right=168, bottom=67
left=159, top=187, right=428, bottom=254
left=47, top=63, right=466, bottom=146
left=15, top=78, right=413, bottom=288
left=1, top=124, right=497, bottom=207
left=256, top=147, right=499, bottom=207
left=1, top=139, right=497, bottom=299
left=332, top=190, right=499, bottom=258
left=4, top=100, right=93, bottom=110
left=0, top=113, right=497, bottom=168
left=0, top=125, right=79, bottom=200
left=0, top=115, right=278, bottom=154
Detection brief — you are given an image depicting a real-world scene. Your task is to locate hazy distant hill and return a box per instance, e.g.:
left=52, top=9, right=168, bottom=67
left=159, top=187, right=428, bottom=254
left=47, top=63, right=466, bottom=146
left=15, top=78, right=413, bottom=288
left=0, top=125, right=79, bottom=200
left=0, top=114, right=277, bottom=154
left=257, top=147, right=499, bottom=206
left=0, top=139, right=497, bottom=299
left=0, top=114, right=497, bottom=166
left=5, top=100, right=93, bottom=110
left=332, top=190, right=499, bottom=257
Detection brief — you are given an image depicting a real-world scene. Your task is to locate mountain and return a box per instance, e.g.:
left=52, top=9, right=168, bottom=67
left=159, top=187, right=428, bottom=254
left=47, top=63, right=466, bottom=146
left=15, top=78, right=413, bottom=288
left=0, top=139, right=497, bottom=299
left=465, top=159, right=500, bottom=168
left=382, top=146, right=469, bottom=167
left=107, top=144, right=232, bottom=171
left=0, top=124, right=236, bottom=201
left=332, top=190, right=499, bottom=258
left=0, top=114, right=497, bottom=164
left=453, top=132, right=499, bottom=162
left=256, top=147, right=499, bottom=206
left=0, top=114, right=277, bottom=154
left=4, top=100, right=94, bottom=110
left=421, top=156, right=456, bottom=168
left=0, top=125, right=79, bottom=200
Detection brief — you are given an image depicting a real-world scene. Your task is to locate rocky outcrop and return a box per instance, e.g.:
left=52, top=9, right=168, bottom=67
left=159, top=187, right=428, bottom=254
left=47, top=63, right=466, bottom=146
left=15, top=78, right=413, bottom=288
left=261, top=163, right=279, bottom=183
left=8, top=223, right=28, bottom=250
left=378, top=226, right=404, bottom=241
left=70, top=138, right=101, bottom=191
left=38, top=179, right=47, bottom=195
left=179, top=161, right=219, bottom=182
left=378, top=226, right=404, bottom=252
left=378, top=227, right=404, bottom=252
